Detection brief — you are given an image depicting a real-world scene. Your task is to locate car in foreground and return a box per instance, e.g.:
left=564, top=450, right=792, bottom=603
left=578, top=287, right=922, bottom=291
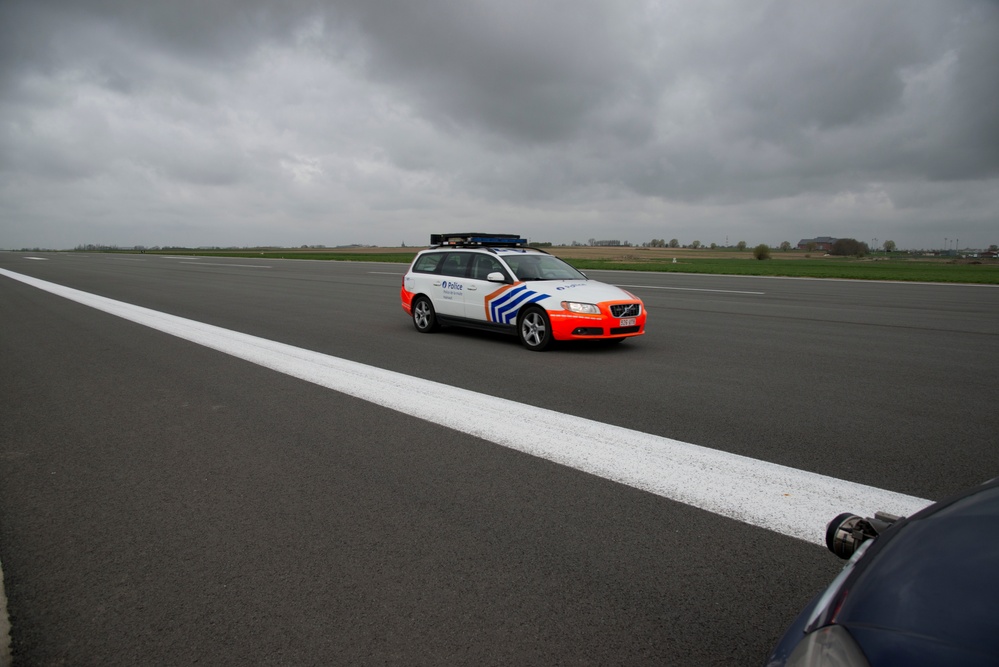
left=401, top=233, right=646, bottom=350
left=765, top=477, right=999, bottom=667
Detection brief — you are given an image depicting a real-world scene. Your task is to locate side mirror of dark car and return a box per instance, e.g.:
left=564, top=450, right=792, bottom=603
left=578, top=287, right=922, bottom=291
left=826, top=511, right=903, bottom=559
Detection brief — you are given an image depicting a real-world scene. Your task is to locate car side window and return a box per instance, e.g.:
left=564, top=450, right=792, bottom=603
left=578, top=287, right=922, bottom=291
left=440, top=252, right=472, bottom=278
left=470, top=255, right=505, bottom=281
left=413, top=252, right=444, bottom=273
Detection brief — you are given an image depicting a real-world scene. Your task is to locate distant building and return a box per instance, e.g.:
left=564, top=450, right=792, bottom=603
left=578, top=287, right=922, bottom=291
left=797, top=236, right=837, bottom=251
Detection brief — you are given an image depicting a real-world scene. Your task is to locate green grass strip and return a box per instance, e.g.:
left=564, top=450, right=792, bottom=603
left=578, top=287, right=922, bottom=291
left=565, top=258, right=999, bottom=284
left=113, top=250, right=998, bottom=284
left=142, top=250, right=416, bottom=263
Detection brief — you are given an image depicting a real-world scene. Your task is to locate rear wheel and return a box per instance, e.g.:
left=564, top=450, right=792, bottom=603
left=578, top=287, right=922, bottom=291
left=518, top=306, right=553, bottom=351
left=412, top=296, right=439, bottom=333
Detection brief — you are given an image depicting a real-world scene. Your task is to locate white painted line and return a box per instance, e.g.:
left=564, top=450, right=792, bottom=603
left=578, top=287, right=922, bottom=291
left=366, top=273, right=759, bottom=293
left=24, top=257, right=48, bottom=261
left=585, top=268, right=999, bottom=288
left=617, top=284, right=765, bottom=295
left=178, top=262, right=271, bottom=269
left=0, top=268, right=931, bottom=545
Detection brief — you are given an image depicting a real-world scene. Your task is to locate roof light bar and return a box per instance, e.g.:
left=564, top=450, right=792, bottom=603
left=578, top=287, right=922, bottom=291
left=430, top=232, right=527, bottom=247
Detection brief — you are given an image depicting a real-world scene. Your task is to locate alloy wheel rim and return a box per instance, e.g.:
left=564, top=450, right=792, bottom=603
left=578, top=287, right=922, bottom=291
left=523, top=313, right=545, bottom=346
left=415, top=303, right=429, bottom=328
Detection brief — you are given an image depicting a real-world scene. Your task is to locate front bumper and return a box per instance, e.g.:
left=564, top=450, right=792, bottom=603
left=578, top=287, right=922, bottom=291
left=548, top=306, right=647, bottom=341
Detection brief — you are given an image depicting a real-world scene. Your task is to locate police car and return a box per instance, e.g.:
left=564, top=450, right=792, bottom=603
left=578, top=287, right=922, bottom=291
left=400, top=233, right=647, bottom=351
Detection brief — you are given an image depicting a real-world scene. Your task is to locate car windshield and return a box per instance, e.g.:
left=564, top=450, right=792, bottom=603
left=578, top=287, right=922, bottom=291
left=502, top=254, right=586, bottom=281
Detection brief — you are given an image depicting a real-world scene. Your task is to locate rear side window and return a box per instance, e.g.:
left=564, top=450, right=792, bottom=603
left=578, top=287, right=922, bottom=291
left=413, top=252, right=444, bottom=273
left=440, top=252, right=472, bottom=278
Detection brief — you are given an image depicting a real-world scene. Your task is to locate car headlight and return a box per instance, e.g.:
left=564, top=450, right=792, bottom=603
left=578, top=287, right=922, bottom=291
left=786, top=626, right=870, bottom=667
left=561, top=301, right=600, bottom=314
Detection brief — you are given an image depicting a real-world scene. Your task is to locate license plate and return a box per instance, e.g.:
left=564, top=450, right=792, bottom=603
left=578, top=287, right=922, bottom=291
left=619, top=318, right=636, bottom=327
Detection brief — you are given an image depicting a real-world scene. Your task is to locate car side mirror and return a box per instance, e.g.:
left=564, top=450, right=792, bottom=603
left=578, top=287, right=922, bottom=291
left=486, top=271, right=509, bottom=283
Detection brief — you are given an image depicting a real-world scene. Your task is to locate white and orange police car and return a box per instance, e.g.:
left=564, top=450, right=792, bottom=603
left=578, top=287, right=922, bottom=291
left=401, top=233, right=647, bottom=351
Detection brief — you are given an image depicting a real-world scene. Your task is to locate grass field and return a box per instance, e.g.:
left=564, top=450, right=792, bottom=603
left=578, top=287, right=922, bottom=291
left=128, top=247, right=999, bottom=284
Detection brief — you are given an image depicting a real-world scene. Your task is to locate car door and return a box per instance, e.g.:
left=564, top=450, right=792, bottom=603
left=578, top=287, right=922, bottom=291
left=463, top=253, right=510, bottom=322
left=432, top=251, right=473, bottom=317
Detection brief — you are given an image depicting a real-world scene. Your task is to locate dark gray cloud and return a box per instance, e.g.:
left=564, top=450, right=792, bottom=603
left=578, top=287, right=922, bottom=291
left=1, top=0, right=996, bottom=249
left=325, top=0, right=645, bottom=144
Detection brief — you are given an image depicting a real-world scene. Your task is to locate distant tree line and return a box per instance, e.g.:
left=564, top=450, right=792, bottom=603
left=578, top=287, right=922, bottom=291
left=76, top=244, right=124, bottom=251
left=636, top=237, right=891, bottom=257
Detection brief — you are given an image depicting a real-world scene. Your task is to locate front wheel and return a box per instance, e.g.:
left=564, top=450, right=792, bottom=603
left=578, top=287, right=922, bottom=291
left=412, top=296, right=439, bottom=333
left=518, top=306, right=553, bottom=351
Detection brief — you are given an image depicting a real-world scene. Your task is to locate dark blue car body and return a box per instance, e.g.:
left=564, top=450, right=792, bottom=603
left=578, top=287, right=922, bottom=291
left=766, top=478, right=999, bottom=667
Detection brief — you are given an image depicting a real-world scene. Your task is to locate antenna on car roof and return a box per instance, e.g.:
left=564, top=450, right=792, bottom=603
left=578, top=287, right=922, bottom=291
left=430, top=233, right=528, bottom=247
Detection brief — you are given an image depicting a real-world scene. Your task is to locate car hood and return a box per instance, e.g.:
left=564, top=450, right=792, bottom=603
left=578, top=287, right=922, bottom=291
left=844, top=625, right=998, bottom=667
left=524, top=280, right=638, bottom=304
left=836, top=483, right=999, bottom=662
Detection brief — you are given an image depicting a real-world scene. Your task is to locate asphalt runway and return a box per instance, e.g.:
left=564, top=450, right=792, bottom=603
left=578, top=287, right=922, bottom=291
left=1, top=252, right=997, bottom=665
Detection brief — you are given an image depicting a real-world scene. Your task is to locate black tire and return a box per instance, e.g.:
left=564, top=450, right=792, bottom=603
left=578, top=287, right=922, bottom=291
left=412, top=296, right=439, bottom=333
left=518, top=306, right=553, bottom=351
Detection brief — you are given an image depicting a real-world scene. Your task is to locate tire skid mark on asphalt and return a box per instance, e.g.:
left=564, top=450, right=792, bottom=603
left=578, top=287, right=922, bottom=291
left=617, top=284, right=765, bottom=295
left=178, top=262, right=272, bottom=268
left=1, top=268, right=932, bottom=546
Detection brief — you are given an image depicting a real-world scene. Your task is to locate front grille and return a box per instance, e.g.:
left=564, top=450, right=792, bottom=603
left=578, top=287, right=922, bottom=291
left=610, top=326, right=641, bottom=335
left=610, top=303, right=641, bottom=318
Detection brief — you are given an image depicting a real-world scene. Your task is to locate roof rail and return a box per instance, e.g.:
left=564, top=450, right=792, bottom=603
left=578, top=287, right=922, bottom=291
left=430, top=233, right=527, bottom=248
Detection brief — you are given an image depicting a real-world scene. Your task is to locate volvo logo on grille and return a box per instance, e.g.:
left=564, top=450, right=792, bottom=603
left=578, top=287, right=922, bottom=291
left=610, top=304, right=641, bottom=318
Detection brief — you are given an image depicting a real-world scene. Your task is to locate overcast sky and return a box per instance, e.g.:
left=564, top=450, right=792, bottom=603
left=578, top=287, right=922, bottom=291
left=2, top=1, right=997, bottom=250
